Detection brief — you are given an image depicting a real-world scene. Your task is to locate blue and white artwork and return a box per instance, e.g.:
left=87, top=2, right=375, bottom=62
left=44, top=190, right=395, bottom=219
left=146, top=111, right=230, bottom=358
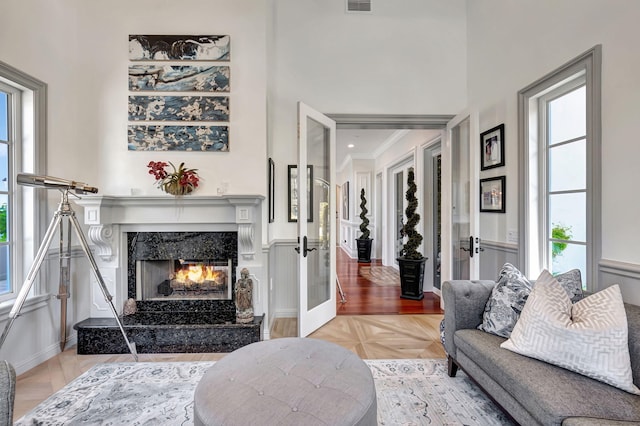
left=128, top=125, right=229, bottom=151
left=129, top=35, right=230, bottom=61
left=129, top=65, right=230, bottom=92
left=128, top=96, right=229, bottom=122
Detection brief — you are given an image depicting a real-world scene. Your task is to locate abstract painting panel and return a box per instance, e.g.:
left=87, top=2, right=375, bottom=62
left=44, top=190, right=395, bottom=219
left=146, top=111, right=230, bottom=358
left=129, top=65, right=230, bottom=92
left=128, top=96, right=229, bottom=121
left=129, top=35, right=230, bottom=61
left=128, top=125, right=229, bottom=151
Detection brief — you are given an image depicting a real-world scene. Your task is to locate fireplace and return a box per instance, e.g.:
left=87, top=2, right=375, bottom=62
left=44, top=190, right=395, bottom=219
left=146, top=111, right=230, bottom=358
left=73, top=195, right=265, bottom=354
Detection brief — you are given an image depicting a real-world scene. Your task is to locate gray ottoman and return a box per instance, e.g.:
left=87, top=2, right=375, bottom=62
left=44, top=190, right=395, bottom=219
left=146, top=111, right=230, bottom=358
left=194, top=337, right=377, bottom=425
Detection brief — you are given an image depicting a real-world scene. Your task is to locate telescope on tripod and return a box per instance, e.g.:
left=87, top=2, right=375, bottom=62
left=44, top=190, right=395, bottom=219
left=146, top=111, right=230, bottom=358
left=0, top=173, right=138, bottom=360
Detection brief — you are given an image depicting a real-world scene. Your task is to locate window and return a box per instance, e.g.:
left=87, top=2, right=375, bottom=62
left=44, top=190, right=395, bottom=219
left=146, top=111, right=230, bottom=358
left=0, top=61, right=47, bottom=304
left=518, top=46, right=601, bottom=289
left=0, top=85, right=13, bottom=298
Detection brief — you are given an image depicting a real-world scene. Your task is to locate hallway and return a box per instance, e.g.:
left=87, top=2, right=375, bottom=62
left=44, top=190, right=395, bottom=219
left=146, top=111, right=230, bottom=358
left=336, top=248, right=443, bottom=315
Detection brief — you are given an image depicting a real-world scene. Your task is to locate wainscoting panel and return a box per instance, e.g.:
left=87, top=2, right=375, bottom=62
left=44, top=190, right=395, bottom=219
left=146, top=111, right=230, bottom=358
left=269, top=240, right=299, bottom=319
left=599, top=259, right=640, bottom=305
left=479, top=240, right=518, bottom=280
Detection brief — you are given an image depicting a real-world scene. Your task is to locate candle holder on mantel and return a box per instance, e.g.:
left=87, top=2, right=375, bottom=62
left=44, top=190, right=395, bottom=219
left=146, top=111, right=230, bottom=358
left=147, top=161, right=200, bottom=196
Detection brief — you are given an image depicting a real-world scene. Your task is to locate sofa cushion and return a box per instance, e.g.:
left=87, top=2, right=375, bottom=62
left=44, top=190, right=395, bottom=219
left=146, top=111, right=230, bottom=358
left=454, top=329, right=640, bottom=425
left=478, top=263, right=532, bottom=338
left=501, top=271, right=639, bottom=395
left=478, top=265, right=584, bottom=339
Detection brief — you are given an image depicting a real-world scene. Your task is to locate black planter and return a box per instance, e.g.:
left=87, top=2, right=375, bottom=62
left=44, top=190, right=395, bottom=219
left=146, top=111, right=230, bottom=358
left=397, top=257, right=427, bottom=300
left=356, top=238, right=373, bottom=263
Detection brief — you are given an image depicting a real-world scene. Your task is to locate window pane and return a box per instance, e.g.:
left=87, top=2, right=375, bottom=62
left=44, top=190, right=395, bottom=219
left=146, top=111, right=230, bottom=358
left=0, top=195, right=7, bottom=242
left=0, top=92, right=7, bottom=141
left=549, top=192, right=586, bottom=242
left=0, top=143, right=7, bottom=192
left=550, top=241, right=586, bottom=287
left=549, top=85, right=585, bottom=145
left=549, top=139, right=586, bottom=192
left=0, top=245, right=9, bottom=296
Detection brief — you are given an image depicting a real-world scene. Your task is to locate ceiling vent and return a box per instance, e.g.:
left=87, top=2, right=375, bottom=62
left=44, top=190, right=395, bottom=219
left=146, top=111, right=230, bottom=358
left=346, top=0, right=372, bottom=13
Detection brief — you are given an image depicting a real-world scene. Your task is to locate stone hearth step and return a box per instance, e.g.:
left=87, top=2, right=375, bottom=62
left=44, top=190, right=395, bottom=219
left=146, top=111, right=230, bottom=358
left=73, top=316, right=263, bottom=354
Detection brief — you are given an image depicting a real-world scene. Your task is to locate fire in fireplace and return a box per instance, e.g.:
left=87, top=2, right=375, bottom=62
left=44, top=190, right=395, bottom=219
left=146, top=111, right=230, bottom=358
left=137, top=258, right=233, bottom=300
left=127, top=231, right=238, bottom=302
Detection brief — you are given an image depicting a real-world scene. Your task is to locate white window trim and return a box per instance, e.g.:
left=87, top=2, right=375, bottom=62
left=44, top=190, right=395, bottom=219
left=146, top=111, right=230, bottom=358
left=518, top=46, right=601, bottom=290
left=0, top=60, right=47, bottom=310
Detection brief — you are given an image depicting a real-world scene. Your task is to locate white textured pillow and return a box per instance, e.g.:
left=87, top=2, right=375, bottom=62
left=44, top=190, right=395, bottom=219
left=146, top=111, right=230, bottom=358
left=501, top=270, right=640, bottom=395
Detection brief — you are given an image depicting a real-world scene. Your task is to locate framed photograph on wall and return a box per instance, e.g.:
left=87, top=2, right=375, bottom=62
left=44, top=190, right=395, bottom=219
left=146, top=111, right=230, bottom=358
left=342, top=181, right=350, bottom=220
left=480, top=176, right=506, bottom=213
left=268, top=158, right=275, bottom=223
left=480, top=124, right=505, bottom=170
left=288, top=165, right=313, bottom=222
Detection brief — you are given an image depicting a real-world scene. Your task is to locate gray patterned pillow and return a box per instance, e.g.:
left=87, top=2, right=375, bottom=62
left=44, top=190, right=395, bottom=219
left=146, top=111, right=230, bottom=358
left=478, top=263, right=532, bottom=338
left=554, top=268, right=583, bottom=302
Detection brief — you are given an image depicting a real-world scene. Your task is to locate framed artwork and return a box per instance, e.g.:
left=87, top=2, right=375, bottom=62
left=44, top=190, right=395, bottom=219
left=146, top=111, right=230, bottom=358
left=288, top=165, right=313, bottom=222
left=127, top=35, right=231, bottom=151
left=268, top=158, right=275, bottom=223
left=342, top=181, right=350, bottom=220
left=480, top=176, right=506, bottom=213
left=480, top=124, right=505, bottom=170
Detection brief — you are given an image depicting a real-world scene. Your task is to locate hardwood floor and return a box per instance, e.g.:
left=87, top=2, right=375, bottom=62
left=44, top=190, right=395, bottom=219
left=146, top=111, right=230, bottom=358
left=13, top=249, right=445, bottom=421
left=336, top=247, right=442, bottom=315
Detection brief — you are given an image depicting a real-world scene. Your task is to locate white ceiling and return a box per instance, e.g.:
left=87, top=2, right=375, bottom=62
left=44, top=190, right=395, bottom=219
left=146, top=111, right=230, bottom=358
left=336, top=128, right=400, bottom=161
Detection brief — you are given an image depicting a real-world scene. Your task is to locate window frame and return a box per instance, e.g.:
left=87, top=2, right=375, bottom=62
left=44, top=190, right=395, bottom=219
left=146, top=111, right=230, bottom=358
left=518, top=46, right=601, bottom=290
left=0, top=60, right=47, bottom=306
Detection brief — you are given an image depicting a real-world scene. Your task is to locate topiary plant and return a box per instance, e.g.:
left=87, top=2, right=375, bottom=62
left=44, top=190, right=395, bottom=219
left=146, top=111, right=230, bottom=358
left=359, top=188, right=370, bottom=239
left=399, top=168, right=423, bottom=260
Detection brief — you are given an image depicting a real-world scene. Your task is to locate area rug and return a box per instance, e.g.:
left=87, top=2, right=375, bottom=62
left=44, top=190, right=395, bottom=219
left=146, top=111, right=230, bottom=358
left=16, top=359, right=514, bottom=425
left=359, top=266, right=400, bottom=286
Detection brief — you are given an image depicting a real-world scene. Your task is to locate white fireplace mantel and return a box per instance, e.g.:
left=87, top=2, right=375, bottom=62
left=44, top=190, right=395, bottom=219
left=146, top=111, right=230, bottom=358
left=74, top=195, right=264, bottom=261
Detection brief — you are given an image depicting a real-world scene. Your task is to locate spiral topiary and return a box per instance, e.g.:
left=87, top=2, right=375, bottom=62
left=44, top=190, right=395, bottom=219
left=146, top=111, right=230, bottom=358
left=359, top=188, right=370, bottom=239
left=400, top=168, right=423, bottom=259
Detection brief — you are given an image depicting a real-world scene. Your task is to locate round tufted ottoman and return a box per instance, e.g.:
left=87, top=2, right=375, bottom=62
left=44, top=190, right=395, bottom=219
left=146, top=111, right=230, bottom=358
left=193, top=337, right=377, bottom=426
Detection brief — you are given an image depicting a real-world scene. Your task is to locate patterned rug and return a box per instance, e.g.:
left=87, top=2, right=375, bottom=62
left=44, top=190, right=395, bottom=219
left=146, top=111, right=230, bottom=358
left=16, top=359, right=514, bottom=425
left=359, top=266, right=400, bottom=286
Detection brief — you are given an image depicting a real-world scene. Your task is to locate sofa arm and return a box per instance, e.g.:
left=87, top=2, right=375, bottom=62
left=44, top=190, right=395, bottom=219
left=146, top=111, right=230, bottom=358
left=442, top=280, right=495, bottom=360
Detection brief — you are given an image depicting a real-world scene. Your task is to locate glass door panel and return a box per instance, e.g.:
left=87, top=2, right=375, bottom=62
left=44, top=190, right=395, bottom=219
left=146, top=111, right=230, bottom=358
left=297, top=102, right=336, bottom=337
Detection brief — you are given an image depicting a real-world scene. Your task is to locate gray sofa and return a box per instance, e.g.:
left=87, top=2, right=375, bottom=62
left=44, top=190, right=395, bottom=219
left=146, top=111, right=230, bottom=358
left=443, top=280, right=640, bottom=426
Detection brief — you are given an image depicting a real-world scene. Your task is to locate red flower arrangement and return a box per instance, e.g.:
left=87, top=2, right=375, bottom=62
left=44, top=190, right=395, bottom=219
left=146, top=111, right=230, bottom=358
left=147, top=161, right=199, bottom=195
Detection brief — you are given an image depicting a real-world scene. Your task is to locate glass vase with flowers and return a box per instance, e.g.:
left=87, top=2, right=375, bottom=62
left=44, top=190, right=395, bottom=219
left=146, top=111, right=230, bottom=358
left=147, top=161, right=200, bottom=195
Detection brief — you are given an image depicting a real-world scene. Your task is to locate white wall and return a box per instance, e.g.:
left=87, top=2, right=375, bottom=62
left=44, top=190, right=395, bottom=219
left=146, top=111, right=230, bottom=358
left=468, top=0, right=640, bottom=299
left=268, top=0, right=468, bottom=241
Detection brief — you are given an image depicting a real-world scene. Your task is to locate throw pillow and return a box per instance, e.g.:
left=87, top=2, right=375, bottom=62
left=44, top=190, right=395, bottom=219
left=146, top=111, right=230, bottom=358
left=554, top=268, right=583, bottom=303
left=478, top=263, right=532, bottom=338
left=501, top=270, right=640, bottom=395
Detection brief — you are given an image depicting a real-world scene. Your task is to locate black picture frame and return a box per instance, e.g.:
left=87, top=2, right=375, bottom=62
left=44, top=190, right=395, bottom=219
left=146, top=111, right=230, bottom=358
left=268, top=158, right=275, bottom=223
left=480, top=124, right=505, bottom=170
left=480, top=176, right=506, bottom=213
left=288, top=165, right=313, bottom=222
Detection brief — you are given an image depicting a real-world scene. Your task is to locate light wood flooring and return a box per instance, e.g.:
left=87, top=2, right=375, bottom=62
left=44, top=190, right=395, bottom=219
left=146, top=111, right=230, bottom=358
left=14, top=250, right=445, bottom=421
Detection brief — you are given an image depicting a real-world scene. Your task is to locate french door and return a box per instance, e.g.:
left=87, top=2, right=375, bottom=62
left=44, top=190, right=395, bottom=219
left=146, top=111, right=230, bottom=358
left=441, top=112, right=481, bottom=281
left=296, top=102, right=337, bottom=337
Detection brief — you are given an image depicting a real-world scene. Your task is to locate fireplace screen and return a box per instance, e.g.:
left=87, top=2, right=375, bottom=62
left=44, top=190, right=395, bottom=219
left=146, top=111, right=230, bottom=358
left=136, top=259, right=232, bottom=300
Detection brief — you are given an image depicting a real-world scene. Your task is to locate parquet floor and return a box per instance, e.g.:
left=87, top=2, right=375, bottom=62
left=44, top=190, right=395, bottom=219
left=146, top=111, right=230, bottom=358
left=13, top=249, right=445, bottom=421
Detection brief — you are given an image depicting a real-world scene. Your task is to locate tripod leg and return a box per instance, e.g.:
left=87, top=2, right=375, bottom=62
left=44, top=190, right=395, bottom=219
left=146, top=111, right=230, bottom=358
left=68, top=213, right=138, bottom=361
left=57, top=218, right=71, bottom=352
left=0, top=213, right=63, bottom=350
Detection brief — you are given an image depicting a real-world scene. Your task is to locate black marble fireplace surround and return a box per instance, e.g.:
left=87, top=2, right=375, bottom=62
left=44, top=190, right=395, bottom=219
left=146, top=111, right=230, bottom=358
left=74, top=231, right=263, bottom=354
